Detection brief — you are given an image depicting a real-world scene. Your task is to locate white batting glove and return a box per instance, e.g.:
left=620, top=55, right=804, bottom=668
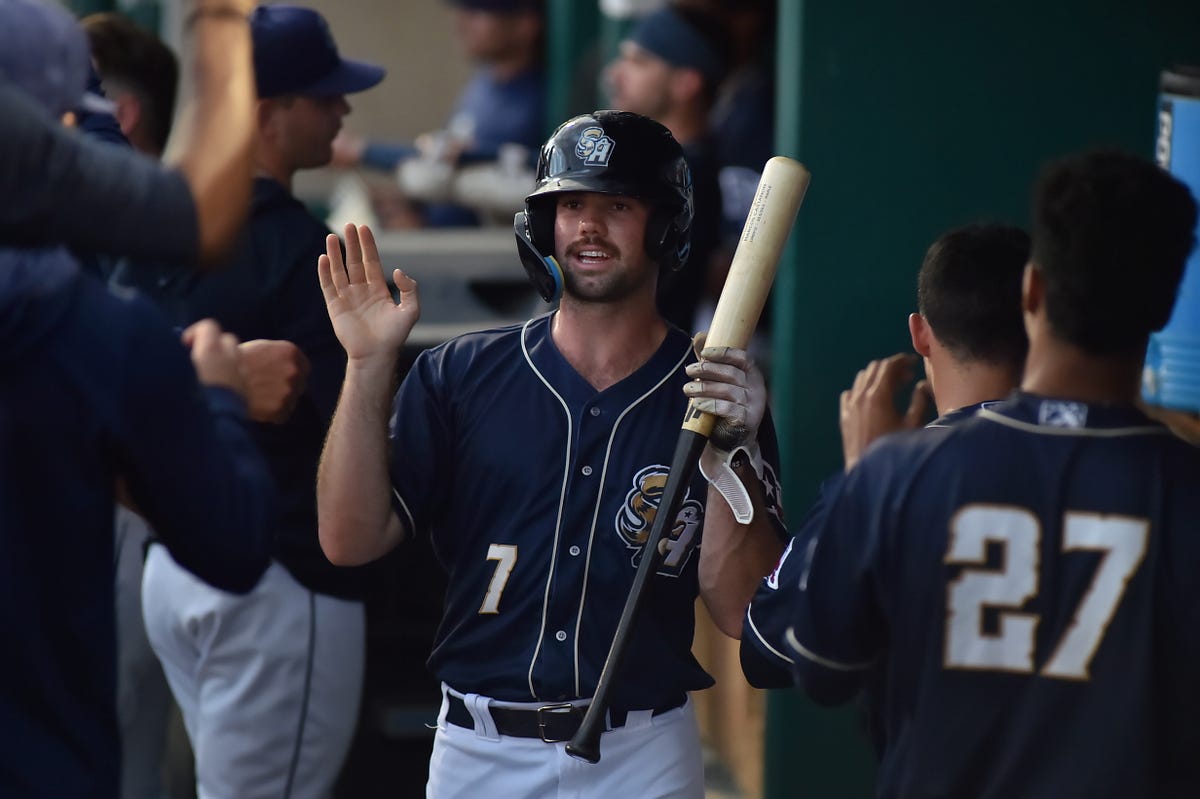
left=683, top=337, right=768, bottom=523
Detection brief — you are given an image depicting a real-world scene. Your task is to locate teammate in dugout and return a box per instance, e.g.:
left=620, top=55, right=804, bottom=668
left=786, top=151, right=1200, bottom=796
left=316, top=110, right=787, bottom=797
left=739, top=223, right=1031, bottom=694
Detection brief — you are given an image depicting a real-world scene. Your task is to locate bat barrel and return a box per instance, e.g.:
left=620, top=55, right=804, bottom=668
left=704, top=156, right=810, bottom=351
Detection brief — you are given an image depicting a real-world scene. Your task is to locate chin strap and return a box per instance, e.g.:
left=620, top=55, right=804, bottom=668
left=698, top=440, right=765, bottom=524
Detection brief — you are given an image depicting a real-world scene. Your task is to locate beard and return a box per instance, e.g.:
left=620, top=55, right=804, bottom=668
left=561, top=239, right=656, bottom=304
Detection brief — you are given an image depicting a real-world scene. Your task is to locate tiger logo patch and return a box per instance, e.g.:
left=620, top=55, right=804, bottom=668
left=615, top=465, right=702, bottom=577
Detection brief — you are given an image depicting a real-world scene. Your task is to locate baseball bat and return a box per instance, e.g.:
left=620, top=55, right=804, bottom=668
left=566, top=156, right=811, bottom=763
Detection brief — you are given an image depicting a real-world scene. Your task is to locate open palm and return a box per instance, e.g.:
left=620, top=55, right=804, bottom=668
left=318, top=222, right=420, bottom=363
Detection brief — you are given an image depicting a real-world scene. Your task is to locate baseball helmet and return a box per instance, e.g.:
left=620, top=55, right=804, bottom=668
left=514, top=110, right=694, bottom=302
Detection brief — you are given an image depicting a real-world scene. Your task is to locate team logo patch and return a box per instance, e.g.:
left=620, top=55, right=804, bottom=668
left=615, top=465, right=702, bottom=577
left=1038, top=400, right=1088, bottom=429
left=575, top=126, right=616, bottom=167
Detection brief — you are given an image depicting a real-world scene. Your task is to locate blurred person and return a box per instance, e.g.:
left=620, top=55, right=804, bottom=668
left=332, top=0, right=545, bottom=228
left=82, top=12, right=179, bottom=158
left=604, top=1, right=729, bottom=333
left=0, top=0, right=256, bottom=267
left=120, top=6, right=387, bottom=798
left=0, top=2, right=275, bottom=797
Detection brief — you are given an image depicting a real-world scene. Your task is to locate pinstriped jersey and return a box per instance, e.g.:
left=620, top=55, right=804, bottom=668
left=389, top=313, right=785, bottom=710
left=786, top=392, right=1200, bottom=798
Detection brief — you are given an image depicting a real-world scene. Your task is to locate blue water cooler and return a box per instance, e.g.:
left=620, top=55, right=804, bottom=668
left=1144, top=67, right=1200, bottom=411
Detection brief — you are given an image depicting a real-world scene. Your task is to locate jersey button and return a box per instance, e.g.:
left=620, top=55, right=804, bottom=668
left=569, top=545, right=581, bottom=556
left=590, top=407, right=601, bottom=417
left=581, top=465, right=593, bottom=476
left=555, top=630, right=567, bottom=642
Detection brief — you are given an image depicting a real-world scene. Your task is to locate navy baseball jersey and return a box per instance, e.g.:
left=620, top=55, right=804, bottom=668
left=786, top=391, right=1200, bottom=798
left=389, top=314, right=784, bottom=711
left=741, top=403, right=990, bottom=689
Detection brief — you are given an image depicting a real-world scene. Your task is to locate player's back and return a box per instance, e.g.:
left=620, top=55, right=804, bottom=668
left=873, top=392, right=1200, bottom=798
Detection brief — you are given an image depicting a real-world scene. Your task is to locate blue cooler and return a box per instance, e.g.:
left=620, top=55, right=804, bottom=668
left=1144, top=67, right=1200, bottom=412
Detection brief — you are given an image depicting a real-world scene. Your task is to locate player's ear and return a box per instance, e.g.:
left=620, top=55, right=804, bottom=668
left=909, top=313, right=932, bottom=357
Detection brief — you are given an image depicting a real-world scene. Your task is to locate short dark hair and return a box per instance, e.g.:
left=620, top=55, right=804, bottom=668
left=918, top=223, right=1031, bottom=370
left=82, top=13, right=178, bottom=153
left=1032, top=150, right=1197, bottom=354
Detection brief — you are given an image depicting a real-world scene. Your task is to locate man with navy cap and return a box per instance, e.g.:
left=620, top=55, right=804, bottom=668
left=121, top=6, right=386, bottom=799
left=605, top=1, right=729, bottom=335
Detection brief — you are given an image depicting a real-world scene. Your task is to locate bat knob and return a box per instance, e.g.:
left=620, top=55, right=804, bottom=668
left=565, top=739, right=601, bottom=764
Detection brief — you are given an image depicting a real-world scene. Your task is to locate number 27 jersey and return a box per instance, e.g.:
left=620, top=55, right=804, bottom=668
left=787, top=391, right=1200, bottom=798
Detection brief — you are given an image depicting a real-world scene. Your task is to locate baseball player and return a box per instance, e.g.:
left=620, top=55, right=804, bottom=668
left=787, top=151, right=1200, bottom=796
left=133, top=7, right=385, bottom=799
left=316, top=110, right=786, bottom=798
left=739, top=223, right=1031, bottom=690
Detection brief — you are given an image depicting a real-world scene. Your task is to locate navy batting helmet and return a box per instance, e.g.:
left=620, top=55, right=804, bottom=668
left=514, top=110, right=694, bottom=302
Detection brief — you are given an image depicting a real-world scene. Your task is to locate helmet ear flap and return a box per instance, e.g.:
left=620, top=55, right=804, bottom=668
left=645, top=203, right=691, bottom=272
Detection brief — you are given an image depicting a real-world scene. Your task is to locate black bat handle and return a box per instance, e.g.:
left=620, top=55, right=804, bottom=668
left=565, top=429, right=709, bottom=763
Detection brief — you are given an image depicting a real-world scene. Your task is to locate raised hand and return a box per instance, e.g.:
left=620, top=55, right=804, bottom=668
left=317, top=222, right=420, bottom=365
left=839, top=353, right=930, bottom=470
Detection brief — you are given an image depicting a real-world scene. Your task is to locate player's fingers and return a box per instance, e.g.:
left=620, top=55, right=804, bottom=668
left=182, top=318, right=220, bottom=350
left=685, top=359, right=747, bottom=387
left=868, top=353, right=912, bottom=396
left=686, top=395, right=748, bottom=425
left=839, top=389, right=851, bottom=417
left=850, top=360, right=877, bottom=401
left=691, top=330, right=707, bottom=358
left=698, top=345, right=752, bottom=371
left=393, top=269, right=421, bottom=319
left=358, top=224, right=383, bottom=285
left=342, top=223, right=367, bottom=285
left=904, top=378, right=932, bottom=429
left=324, top=234, right=349, bottom=293
left=683, top=378, right=748, bottom=405
left=317, top=253, right=340, bottom=303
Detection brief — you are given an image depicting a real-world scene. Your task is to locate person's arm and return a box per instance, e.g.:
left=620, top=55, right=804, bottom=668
left=164, top=0, right=256, bottom=266
left=686, top=343, right=788, bottom=638
left=785, top=463, right=889, bottom=705
left=739, top=475, right=842, bottom=688
left=118, top=317, right=273, bottom=593
left=316, top=223, right=420, bottom=565
left=0, top=0, right=254, bottom=265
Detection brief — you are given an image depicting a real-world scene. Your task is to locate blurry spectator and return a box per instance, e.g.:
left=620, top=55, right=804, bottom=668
left=83, top=12, right=179, bottom=158
left=332, top=0, right=545, bottom=227
left=118, top=6, right=387, bottom=797
left=605, top=1, right=729, bottom=332
left=0, top=2, right=274, bottom=798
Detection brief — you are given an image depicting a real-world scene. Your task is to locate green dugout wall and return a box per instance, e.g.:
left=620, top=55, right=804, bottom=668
left=768, top=0, right=1200, bottom=796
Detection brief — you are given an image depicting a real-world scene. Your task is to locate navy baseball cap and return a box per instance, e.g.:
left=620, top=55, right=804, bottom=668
left=0, top=0, right=115, bottom=116
left=251, top=5, right=385, bottom=98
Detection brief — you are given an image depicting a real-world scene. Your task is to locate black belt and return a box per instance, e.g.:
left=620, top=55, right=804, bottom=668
left=445, top=693, right=686, bottom=743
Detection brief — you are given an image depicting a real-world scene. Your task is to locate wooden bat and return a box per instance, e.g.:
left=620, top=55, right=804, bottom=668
left=566, top=156, right=811, bottom=763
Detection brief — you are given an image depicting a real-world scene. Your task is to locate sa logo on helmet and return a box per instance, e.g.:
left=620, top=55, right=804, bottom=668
left=575, top=126, right=616, bottom=167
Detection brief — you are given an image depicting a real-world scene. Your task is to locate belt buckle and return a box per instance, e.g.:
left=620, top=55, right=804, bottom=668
left=536, top=702, right=581, bottom=743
